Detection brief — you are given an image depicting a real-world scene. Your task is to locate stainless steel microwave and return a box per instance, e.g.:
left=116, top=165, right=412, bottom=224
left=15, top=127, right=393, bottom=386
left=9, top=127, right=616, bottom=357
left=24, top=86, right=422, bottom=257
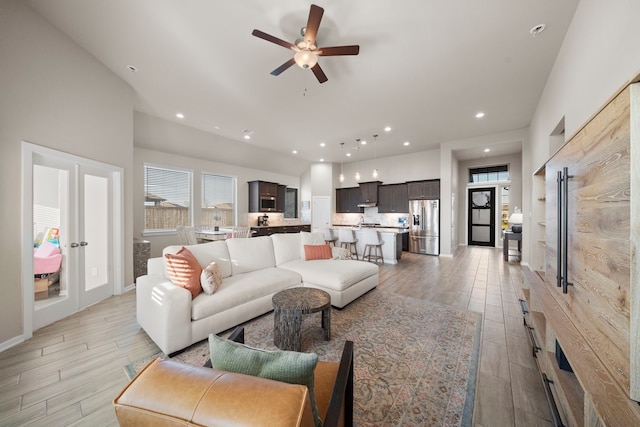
left=260, top=196, right=276, bottom=211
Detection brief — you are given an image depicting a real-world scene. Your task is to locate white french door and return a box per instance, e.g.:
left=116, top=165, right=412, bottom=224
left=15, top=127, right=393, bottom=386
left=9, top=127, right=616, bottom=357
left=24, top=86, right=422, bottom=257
left=23, top=143, right=123, bottom=333
left=77, top=164, right=113, bottom=307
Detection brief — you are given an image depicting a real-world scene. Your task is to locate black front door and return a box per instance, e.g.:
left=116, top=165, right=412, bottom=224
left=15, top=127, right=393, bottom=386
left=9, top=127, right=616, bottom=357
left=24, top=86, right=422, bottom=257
left=468, top=187, right=495, bottom=247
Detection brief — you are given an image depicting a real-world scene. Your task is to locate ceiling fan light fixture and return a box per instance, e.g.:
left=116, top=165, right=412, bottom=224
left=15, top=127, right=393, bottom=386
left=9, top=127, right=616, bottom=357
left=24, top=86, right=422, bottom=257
left=294, top=50, right=318, bottom=69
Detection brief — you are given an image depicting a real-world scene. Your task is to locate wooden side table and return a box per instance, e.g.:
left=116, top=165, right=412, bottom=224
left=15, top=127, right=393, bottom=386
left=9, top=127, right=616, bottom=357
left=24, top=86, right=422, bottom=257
left=503, top=230, right=522, bottom=261
left=272, top=287, right=331, bottom=352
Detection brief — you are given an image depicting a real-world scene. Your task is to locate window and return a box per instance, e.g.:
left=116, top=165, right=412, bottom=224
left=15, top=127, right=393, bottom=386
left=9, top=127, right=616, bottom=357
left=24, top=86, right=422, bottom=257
left=144, top=164, right=192, bottom=232
left=202, top=173, right=236, bottom=227
left=469, top=165, right=509, bottom=183
left=284, top=187, right=298, bottom=219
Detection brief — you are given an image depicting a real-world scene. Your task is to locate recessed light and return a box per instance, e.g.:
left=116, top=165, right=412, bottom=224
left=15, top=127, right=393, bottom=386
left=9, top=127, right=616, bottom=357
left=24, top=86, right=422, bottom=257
left=243, top=135, right=251, bottom=140
left=484, top=148, right=491, bottom=153
left=360, top=140, right=367, bottom=145
left=214, top=125, right=221, bottom=130
left=176, top=113, right=184, bottom=119
left=346, top=153, right=351, bottom=157
left=530, top=24, right=547, bottom=37
left=292, top=150, right=298, bottom=154
left=320, top=158, right=324, bottom=162
left=475, top=112, right=485, bottom=118
left=320, top=142, right=326, bottom=147
left=403, top=141, right=410, bottom=146
left=127, top=65, right=138, bottom=72
left=384, top=126, right=391, bottom=132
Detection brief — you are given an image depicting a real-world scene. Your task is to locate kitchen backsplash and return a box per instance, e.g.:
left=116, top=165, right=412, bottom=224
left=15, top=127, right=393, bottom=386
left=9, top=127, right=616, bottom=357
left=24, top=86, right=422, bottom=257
left=333, top=207, right=409, bottom=228
left=247, top=212, right=306, bottom=227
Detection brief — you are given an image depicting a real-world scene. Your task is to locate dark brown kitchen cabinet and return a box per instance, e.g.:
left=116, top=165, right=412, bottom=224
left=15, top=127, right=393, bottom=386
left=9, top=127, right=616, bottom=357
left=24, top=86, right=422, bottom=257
left=407, top=180, right=440, bottom=200
left=378, top=184, right=408, bottom=213
left=248, top=180, right=279, bottom=212
left=336, top=187, right=363, bottom=213
left=359, top=181, right=381, bottom=204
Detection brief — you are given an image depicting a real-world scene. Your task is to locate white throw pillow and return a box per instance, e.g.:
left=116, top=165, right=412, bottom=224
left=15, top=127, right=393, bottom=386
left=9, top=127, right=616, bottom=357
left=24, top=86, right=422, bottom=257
left=200, top=261, right=223, bottom=295
left=331, top=246, right=353, bottom=260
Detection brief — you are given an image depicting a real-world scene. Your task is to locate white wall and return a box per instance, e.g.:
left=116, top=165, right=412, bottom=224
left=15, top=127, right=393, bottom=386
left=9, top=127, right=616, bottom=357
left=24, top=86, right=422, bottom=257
left=525, top=0, right=640, bottom=264
left=336, top=149, right=441, bottom=188
left=134, top=111, right=311, bottom=177
left=0, top=0, right=134, bottom=344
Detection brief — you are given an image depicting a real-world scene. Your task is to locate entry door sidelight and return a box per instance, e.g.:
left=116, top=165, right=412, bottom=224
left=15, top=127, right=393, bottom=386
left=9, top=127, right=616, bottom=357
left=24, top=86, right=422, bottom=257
left=468, top=187, right=496, bottom=247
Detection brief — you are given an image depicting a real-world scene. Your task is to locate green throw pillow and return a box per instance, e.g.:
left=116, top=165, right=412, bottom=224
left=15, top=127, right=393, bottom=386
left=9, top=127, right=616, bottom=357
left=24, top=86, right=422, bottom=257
left=208, top=333, right=322, bottom=427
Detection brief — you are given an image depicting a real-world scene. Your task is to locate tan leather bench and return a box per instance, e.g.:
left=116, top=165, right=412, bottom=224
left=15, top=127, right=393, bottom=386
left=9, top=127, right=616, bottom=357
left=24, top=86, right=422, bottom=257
left=114, top=328, right=353, bottom=427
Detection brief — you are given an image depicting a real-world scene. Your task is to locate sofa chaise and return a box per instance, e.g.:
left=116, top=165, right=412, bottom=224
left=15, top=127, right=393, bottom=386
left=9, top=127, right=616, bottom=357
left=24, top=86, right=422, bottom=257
left=136, top=232, right=378, bottom=354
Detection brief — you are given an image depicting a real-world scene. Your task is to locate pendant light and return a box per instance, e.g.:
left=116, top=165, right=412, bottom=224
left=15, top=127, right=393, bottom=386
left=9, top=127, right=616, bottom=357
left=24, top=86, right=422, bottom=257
left=354, top=140, right=361, bottom=181
left=339, top=142, right=345, bottom=183
left=372, top=134, right=379, bottom=179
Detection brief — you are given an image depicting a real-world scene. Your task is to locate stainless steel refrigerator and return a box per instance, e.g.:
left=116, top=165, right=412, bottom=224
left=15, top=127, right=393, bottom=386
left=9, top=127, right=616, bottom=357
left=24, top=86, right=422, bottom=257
left=409, top=199, right=439, bottom=255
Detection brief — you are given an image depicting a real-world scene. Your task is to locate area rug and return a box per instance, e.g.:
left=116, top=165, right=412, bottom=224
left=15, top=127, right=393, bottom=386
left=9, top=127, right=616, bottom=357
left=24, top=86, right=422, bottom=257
left=124, top=289, right=481, bottom=426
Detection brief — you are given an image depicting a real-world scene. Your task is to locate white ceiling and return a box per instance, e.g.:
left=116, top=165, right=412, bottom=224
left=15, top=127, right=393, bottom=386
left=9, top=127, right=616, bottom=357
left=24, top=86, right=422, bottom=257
left=27, top=0, right=579, bottom=171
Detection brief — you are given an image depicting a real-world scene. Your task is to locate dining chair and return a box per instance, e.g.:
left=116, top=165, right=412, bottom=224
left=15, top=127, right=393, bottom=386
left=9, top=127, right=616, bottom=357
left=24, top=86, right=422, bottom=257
left=176, top=226, right=198, bottom=245
left=230, top=227, right=252, bottom=238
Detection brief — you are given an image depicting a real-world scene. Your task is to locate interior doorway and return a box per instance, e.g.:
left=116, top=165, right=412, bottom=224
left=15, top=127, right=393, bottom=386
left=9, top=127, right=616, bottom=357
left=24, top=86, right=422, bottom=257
left=467, top=187, right=496, bottom=247
left=22, top=142, right=124, bottom=335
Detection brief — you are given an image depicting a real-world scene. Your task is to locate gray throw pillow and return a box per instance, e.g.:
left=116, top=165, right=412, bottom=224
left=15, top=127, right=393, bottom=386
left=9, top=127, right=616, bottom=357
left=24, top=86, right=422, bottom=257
left=208, top=333, right=322, bottom=427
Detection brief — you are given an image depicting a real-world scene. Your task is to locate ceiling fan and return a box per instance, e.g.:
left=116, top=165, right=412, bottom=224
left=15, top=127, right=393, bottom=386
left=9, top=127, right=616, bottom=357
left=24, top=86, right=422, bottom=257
left=251, top=4, right=359, bottom=83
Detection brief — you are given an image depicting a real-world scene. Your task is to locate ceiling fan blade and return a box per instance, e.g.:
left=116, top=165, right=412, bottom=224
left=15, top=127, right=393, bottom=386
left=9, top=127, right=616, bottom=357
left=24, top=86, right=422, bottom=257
left=311, top=63, right=328, bottom=84
left=252, top=29, right=295, bottom=50
left=318, top=45, right=360, bottom=56
left=271, top=58, right=296, bottom=76
left=303, top=4, right=324, bottom=47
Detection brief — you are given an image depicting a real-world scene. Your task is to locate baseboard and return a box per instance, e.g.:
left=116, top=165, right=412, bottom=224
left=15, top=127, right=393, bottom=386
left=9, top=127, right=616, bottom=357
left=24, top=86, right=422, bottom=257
left=0, top=334, right=26, bottom=353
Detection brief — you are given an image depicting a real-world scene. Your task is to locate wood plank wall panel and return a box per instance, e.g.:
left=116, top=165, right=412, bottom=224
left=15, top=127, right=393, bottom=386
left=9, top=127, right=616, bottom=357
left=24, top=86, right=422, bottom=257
left=528, top=274, right=640, bottom=425
left=544, top=87, right=634, bottom=400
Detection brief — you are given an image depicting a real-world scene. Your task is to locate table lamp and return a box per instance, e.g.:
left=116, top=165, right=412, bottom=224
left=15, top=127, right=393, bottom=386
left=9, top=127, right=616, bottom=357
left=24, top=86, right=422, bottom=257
left=509, top=211, right=523, bottom=233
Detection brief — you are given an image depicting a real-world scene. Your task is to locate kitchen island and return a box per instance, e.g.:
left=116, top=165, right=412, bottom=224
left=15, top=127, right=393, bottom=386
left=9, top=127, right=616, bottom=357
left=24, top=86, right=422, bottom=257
left=331, top=226, right=408, bottom=264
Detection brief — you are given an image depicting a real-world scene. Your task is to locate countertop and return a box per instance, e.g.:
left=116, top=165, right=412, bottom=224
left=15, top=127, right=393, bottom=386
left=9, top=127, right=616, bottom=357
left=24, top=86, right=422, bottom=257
left=331, top=225, right=409, bottom=234
left=250, top=224, right=311, bottom=229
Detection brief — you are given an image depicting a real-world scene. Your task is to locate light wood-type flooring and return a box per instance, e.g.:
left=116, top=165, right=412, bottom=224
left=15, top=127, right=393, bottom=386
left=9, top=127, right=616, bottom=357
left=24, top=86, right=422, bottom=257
left=0, top=246, right=549, bottom=426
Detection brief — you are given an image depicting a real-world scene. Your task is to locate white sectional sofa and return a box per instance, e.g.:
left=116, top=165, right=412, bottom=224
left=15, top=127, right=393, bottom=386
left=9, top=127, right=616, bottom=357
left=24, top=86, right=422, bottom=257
left=136, top=232, right=379, bottom=354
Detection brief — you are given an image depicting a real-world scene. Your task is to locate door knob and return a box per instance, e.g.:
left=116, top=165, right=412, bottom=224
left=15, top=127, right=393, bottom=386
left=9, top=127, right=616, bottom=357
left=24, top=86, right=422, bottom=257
left=80, top=241, right=88, bottom=246
left=70, top=243, right=79, bottom=248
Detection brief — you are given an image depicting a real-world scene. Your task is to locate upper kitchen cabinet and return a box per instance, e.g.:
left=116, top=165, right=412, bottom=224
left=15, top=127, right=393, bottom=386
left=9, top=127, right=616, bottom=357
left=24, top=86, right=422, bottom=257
left=407, top=180, right=440, bottom=200
left=358, top=181, right=382, bottom=206
left=378, top=184, right=408, bottom=213
left=336, top=187, right=363, bottom=213
left=248, top=180, right=280, bottom=212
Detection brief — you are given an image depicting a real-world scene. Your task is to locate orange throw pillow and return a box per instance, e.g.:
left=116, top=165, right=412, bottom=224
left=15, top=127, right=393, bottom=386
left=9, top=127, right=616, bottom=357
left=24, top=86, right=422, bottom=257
left=164, top=247, right=203, bottom=298
left=304, top=244, right=332, bottom=261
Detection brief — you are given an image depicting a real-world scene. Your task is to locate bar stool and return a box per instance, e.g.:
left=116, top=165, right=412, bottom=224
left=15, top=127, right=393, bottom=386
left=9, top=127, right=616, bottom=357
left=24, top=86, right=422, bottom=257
left=339, top=228, right=358, bottom=259
left=321, top=228, right=338, bottom=246
left=362, top=229, right=384, bottom=264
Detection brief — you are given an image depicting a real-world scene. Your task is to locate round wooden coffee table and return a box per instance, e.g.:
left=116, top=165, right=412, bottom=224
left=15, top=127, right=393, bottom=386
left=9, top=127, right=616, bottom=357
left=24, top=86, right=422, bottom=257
left=272, top=287, right=331, bottom=352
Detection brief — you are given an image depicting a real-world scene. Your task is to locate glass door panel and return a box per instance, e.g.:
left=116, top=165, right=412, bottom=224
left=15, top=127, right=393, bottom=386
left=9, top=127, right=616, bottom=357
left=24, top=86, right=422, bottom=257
left=80, top=167, right=112, bottom=306
left=32, top=157, right=77, bottom=330
left=468, top=187, right=496, bottom=247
